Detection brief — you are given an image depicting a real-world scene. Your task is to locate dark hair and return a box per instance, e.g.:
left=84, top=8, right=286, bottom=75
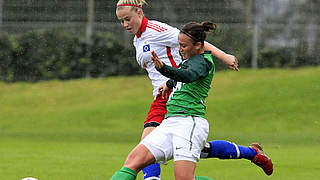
left=180, top=21, right=217, bottom=44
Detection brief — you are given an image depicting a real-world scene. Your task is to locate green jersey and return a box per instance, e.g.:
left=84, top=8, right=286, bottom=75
left=157, top=51, right=215, bottom=118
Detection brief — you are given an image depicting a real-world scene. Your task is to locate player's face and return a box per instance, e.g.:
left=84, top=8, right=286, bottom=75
left=178, top=33, right=201, bottom=60
left=116, top=7, right=143, bottom=35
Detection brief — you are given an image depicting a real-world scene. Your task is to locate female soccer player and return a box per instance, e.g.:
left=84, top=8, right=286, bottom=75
left=115, top=0, right=273, bottom=179
left=111, top=20, right=218, bottom=180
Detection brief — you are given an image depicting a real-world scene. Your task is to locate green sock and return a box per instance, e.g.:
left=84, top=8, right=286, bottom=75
left=196, top=176, right=213, bottom=180
left=110, top=167, right=137, bottom=180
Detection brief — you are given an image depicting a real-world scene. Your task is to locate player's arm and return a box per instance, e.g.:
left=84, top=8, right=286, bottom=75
left=152, top=50, right=210, bottom=99
left=151, top=51, right=210, bottom=83
left=157, top=61, right=206, bottom=99
left=204, top=41, right=239, bottom=71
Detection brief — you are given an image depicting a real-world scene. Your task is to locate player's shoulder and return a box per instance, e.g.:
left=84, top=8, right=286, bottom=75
left=146, top=20, right=175, bottom=33
left=188, top=53, right=211, bottom=66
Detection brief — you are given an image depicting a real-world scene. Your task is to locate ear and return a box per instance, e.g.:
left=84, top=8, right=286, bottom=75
left=195, top=42, right=202, bottom=50
left=137, top=8, right=143, bottom=17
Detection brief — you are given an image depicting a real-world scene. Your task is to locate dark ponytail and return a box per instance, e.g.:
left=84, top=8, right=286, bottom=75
left=181, top=21, right=217, bottom=45
left=201, top=21, right=216, bottom=32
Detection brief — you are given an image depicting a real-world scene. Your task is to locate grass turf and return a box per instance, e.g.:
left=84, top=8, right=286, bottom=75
left=0, top=67, right=319, bottom=179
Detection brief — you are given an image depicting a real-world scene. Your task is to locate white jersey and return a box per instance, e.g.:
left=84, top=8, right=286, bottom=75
left=133, top=16, right=182, bottom=98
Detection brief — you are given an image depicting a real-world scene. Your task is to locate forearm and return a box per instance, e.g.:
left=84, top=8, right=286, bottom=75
left=204, top=41, right=227, bottom=62
left=158, top=64, right=197, bottom=83
left=204, top=41, right=239, bottom=71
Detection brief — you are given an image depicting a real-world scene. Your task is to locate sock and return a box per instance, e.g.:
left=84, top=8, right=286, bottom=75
left=196, top=176, right=213, bottom=180
left=110, top=167, right=137, bottom=180
left=142, top=163, right=161, bottom=180
left=201, top=140, right=257, bottom=160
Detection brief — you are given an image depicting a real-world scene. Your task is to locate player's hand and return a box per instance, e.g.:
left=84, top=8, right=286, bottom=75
left=158, top=83, right=172, bottom=99
left=151, top=50, right=164, bottom=69
left=224, top=54, right=239, bottom=71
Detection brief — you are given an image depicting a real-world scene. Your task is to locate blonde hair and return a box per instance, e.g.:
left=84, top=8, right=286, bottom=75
left=116, top=0, right=147, bottom=8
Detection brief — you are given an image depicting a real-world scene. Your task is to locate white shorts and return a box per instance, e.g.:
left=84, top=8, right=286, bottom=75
left=140, top=115, right=209, bottom=163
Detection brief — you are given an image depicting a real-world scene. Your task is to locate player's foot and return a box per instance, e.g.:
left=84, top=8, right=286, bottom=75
left=250, top=143, right=273, bottom=176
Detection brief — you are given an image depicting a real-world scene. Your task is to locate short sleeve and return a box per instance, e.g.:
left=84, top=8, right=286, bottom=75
left=154, top=27, right=180, bottom=48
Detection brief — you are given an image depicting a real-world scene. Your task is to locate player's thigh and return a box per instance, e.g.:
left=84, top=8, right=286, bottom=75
left=174, top=160, right=196, bottom=180
left=141, top=126, right=156, bottom=140
left=140, top=121, right=174, bottom=163
left=124, top=144, right=156, bottom=172
left=172, top=116, right=209, bottom=162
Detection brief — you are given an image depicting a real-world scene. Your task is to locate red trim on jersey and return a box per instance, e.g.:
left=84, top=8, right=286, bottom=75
left=146, top=25, right=162, bottom=32
left=166, top=47, right=178, bottom=68
left=148, top=22, right=167, bottom=31
left=147, top=24, right=166, bottom=32
left=117, top=4, right=142, bottom=8
left=136, top=16, right=148, bottom=38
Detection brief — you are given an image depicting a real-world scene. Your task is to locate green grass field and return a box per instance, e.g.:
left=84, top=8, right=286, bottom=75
left=1, top=67, right=320, bottom=180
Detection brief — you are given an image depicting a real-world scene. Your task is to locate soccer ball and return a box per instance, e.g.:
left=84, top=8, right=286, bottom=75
left=21, top=177, right=38, bottom=180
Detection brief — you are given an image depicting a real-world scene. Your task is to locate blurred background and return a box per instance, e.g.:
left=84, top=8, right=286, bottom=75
left=0, top=0, right=319, bottom=82
left=1, top=1, right=319, bottom=179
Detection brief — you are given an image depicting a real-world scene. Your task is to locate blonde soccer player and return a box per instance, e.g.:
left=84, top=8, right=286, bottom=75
left=114, top=0, right=273, bottom=179
left=111, top=20, right=218, bottom=180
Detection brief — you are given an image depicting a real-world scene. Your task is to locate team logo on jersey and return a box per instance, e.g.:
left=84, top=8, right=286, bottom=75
left=143, top=44, right=150, bottom=52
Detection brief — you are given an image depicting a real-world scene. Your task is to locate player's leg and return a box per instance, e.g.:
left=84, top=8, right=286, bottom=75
left=174, top=160, right=196, bottom=180
left=249, top=143, right=273, bottom=175
left=110, top=167, right=137, bottom=180
left=124, top=144, right=156, bottom=172
left=174, top=160, right=213, bottom=180
left=141, top=127, right=156, bottom=139
left=173, top=116, right=212, bottom=180
left=141, top=94, right=167, bottom=179
left=111, top=120, right=173, bottom=180
left=110, top=144, right=155, bottom=180
left=201, top=140, right=256, bottom=159
left=201, top=140, right=273, bottom=175
left=196, top=176, right=213, bottom=180
left=141, top=127, right=161, bottom=180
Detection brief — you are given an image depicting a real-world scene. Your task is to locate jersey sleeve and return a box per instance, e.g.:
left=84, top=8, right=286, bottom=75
left=154, top=27, right=180, bottom=48
left=158, top=55, right=212, bottom=86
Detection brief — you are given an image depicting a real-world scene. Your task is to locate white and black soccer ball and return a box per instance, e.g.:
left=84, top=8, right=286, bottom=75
left=21, top=177, right=38, bottom=180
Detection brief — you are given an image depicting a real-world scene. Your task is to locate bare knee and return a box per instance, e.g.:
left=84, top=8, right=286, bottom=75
left=124, top=144, right=156, bottom=172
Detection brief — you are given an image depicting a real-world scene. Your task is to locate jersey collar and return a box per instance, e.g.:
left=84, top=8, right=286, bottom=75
left=136, top=16, right=148, bottom=38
